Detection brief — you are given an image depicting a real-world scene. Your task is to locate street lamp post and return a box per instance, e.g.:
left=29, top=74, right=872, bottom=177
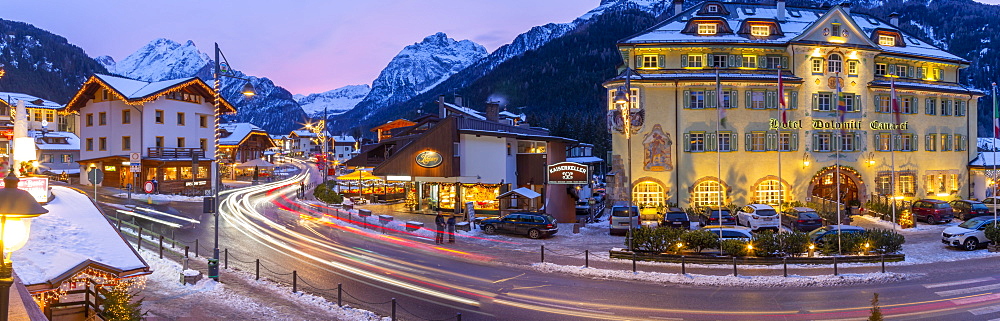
left=0, top=172, right=48, bottom=321
left=614, top=68, right=637, bottom=251
left=209, top=42, right=256, bottom=282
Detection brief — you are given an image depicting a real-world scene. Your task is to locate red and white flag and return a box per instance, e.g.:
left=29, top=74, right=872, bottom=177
left=778, top=66, right=787, bottom=123
left=891, top=76, right=901, bottom=134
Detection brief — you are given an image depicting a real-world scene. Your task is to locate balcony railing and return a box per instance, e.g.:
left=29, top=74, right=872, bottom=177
left=147, top=147, right=206, bottom=159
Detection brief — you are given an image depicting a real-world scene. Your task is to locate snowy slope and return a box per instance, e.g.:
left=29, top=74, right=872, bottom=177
left=294, top=84, right=370, bottom=118
left=105, top=39, right=212, bottom=82
left=348, top=32, right=487, bottom=120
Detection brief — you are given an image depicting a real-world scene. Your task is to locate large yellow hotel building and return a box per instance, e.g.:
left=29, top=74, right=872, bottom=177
left=605, top=1, right=984, bottom=212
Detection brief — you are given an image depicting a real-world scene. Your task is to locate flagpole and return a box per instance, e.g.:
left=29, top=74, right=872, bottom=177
left=716, top=68, right=723, bottom=239
left=890, top=76, right=898, bottom=230
left=994, top=82, right=997, bottom=229
left=835, top=72, right=842, bottom=255
left=777, top=66, right=785, bottom=228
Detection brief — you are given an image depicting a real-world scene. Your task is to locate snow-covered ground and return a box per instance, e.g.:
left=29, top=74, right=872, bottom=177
left=138, top=249, right=384, bottom=320
left=112, top=192, right=203, bottom=202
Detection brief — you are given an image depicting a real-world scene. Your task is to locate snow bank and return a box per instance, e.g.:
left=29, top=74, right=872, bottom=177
left=532, top=263, right=918, bottom=288
left=112, top=193, right=203, bottom=202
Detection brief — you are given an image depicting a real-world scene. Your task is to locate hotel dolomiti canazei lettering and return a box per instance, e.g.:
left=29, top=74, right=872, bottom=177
left=769, top=119, right=909, bottom=131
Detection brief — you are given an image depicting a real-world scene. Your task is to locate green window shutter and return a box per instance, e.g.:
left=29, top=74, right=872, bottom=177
left=781, top=56, right=788, bottom=69
left=889, top=65, right=897, bottom=75
left=790, top=91, right=798, bottom=109
left=811, top=133, right=818, bottom=152
left=854, top=95, right=862, bottom=112
left=681, top=54, right=688, bottom=68
left=730, top=90, right=738, bottom=108
left=917, top=67, right=925, bottom=79
left=707, top=90, right=717, bottom=108
left=912, top=96, right=919, bottom=113
left=745, top=133, right=752, bottom=151
left=907, top=66, right=915, bottom=78
left=854, top=133, right=861, bottom=151
left=658, top=55, right=666, bottom=68
left=634, top=55, right=642, bottom=69
left=760, top=56, right=769, bottom=69
left=767, top=133, right=777, bottom=151
left=683, top=90, right=691, bottom=109
left=707, top=54, right=714, bottom=66
left=732, top=132, right=739, bottom=150
left=730, top=55, right=738, bottom=68
left=746, top=91, right=752, bottom=108
left=812, top=93, right=819, bottom=111
left=683, top=133, right=691, bottom=152
left=791, top=133, right=799, bottom=151
left=707, top=133, right=717, bottom=151
left=913, top=134, right=920, bottom=151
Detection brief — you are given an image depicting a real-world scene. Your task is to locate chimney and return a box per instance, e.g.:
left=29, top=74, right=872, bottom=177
left=776, top=0, right=786, bottom=21
left=841, top=1, right=851, bottom=14
left=438, top=95, right=446, bottom=118
left=889, top=12, right=899, bottom=27
left=673, top=0, right=683, bottom=16
left=454, top=94, right=463, bottom=107
left=485, top=101, right=500, bottom=122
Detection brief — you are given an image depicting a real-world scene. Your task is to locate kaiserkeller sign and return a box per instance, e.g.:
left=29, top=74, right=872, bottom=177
left=547, top=162, right=588, bottom=185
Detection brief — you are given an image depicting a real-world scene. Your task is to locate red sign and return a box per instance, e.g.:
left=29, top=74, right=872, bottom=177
left=17, top=177, right=49, bottom=203
left=143, top=181, right=155, bottom=193
left=0, top=129, right=12, bottom=140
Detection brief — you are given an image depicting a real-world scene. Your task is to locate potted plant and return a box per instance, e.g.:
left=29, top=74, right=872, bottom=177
left=985, top=224, right=1000, bottom=252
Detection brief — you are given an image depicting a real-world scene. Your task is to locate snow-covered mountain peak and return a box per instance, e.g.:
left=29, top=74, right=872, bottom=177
left=295, top=84, right=371, bottom=118
left=110, top=38, right=211, bottom=82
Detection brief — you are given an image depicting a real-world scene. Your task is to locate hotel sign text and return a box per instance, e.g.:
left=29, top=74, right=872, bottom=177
left=769, top=119, right=909, bottom=131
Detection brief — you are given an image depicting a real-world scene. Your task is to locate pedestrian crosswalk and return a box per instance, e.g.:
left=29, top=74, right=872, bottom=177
left=923, top=277, right=1000, bottom=319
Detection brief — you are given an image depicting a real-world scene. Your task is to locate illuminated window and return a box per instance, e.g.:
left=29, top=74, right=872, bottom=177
left=876, top=95, right=891, bottom=113
left=633, top=182, right=665, bottom=207
left=693, top=180, right=726, bottom=207
left=900, top=134, right=915, bottom=151
left=941, top=134, right=952, bottom=151
left=742, top=55, right=757, bottom=68
left=751, top=25, right=770, bottom=37
left=755, top=180, right=784, bottom=205
left=901, top=97, right=913, bottom=114
left=517, top=141, right=547, bottom=154
left=877, top=133, right=891, bottom=151
left=698, top=23, right=717, bottom=35
left=688, top=54, right=703, bottom=68
left=750, top=91, right=765, bottom=109
left=827, top=54, right=842, bottom=73
left=642, top=55, right=659, bottom=69
left=848, top=60, right=858, bottom=75
left=690, top=132, right=705, bottom=152
left=899, top=175, right=915, bottom=195
left=926, top=134, right=937, bottom=151
left=750, top=132, right=766, bottom=151
left=879, top=35, right=895, bottom=46
left=815, top=132, right=832, bottom=152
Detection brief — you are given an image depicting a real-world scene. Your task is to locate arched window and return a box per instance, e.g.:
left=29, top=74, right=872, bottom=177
left=827, top=54, right=843, bottom=74
left=755, top=179, right=785, bottom=205
left=692, top=180, right=725, bottom=207
left=633, top=181, right=665, bottom=207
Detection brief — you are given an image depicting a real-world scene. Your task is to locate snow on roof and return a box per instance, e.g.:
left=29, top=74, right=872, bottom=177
left=291, top=130, right=316, bottom=138
left=623, top=3, right=964, bottom=63
left=12, top=186, right=148, bottom=286
left=498, top=187, right=542, bottom=199
left=566, top=156, right=604, bottom=164
left=442, top=102, right=486, bottom=120
left=969, top=152, right=1000, bottom=167
left=30, top=130, right=80, bottom=151
left=95, top=74, right=196, bottom=99
left=0, top=92, right=63, bottom=109
left=331, top=135, right=357, bottom=143
left=220, top=122, right=264, bottom=146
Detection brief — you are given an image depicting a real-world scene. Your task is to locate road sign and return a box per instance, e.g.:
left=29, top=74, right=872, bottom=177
left=130, top=165, right=141, bottom=173
left=87, top=168, right=104, bottom=185
left=130, top=152, right=141, bottom=162
left=143, top=180, right=155, bottom=193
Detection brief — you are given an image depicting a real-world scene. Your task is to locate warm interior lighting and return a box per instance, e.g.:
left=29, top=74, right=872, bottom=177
left=936, top=193, right=949, bottom=197
left=893, top=195, right=905, bottom=200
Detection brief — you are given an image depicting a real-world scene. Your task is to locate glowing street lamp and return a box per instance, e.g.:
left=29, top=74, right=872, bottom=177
left=0, top=172, right=48, bottom=321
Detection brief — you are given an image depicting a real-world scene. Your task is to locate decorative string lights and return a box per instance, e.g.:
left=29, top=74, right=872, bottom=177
left=30, top=267, right=147, bottom=309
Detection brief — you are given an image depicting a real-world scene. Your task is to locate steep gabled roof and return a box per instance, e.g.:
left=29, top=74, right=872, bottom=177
left=219, top=122, right=271, bottom=147
left=64, top=74, right=236, bottom=113
left=0, top=92, right=63, bottom=110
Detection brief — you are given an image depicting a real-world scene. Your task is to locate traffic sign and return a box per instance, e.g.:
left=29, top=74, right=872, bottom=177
left=130, top=152, right=141, bottom=162
left=143, top=180, right=155, bottom=193
left=130, top=165, right=141, bottom=173
left=87, top=168, right=104, bottom=185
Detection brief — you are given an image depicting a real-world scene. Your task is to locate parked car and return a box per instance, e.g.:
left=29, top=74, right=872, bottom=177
left=782, top=207, right=824, bottom=232
left=942, top=216, right=998, bottom=251
left=949, top=200, right=991, bottom=221
left=661, top=208, right=690, bottom=229
left=700, top=225, right=753, bottom=241
left=639, top=207, right=662, bottom=228
left=735, top=204, right=780, bottom=231
left=982, top=196, right=1000, bottom=211
left=609, top=202, right=640, bottom=236
left=911, top=199, right=955, bottom=224
left=697, top=207, right=736, bottom=226
left=807, top=225, right=866, bottom=245
left=479, top=212, right=558, bottom=239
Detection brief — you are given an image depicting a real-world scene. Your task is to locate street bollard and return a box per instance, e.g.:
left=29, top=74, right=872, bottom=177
left=337, top=283, right=342, bottom=306
left=391, top=298, right=396, bottom=321
left=733, top=257, right=738, bottom=276
left=681, top=256, right=686, bottom=274
left=195, top=239, right=199, bottom=257
left=159, top=236, right=164, bottom=259
left=137, top=227, right=143, bottom=250
left=541, top=245, right=545, bottom=263
left=292, top=271, right=298, bottom=293
left=457, top=312, right=462, bottom=321
left=632, top=253, right=637, bottom=273
left=833, top=257, right=839, bottom=276
left=255, top=259, right=260, bottom=280
left=185, top=246, right=189, bottom=258
left=783, top=257, right=788, bottom=277
left=224, top=249, right=229, bottom=269
left=881, top=254, right=886, bottom=273
left=585, top=250, right=589, bottom=268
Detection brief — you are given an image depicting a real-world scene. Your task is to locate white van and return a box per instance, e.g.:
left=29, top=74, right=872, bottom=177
left=609, top=202, right=640, bottom=236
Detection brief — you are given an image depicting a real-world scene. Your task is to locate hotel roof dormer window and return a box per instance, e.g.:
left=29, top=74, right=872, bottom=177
left=707, top=5, right=718, bottom=13
left=879, top=35, right=895, bottom=46
left=698, top=23, right=717, bottom=35
left=750, top=25, right=769, bottom=37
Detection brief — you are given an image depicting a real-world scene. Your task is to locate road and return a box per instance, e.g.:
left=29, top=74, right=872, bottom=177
left=107, top=159, right=1000, bottom=320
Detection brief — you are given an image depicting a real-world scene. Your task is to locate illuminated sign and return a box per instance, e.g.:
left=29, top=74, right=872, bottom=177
left=415, top=151, right=443, bottom=168
left=769, top=118, right=909, bottom=131
left=17, top=177, right=48, bottom=203
left=547, top=162, right=589, bottom=185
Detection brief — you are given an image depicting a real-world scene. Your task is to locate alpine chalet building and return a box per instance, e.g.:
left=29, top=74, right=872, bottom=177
left=605, top=1, right=983, bottom=215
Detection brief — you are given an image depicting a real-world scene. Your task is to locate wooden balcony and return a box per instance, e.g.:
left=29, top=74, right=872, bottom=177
left=147, top=147, right=206, bottom=159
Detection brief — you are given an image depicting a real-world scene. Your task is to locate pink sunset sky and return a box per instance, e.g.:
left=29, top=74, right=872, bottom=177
left=5, top=0, right=999, bottom=95
left=4, top=0, right=598, bottom=95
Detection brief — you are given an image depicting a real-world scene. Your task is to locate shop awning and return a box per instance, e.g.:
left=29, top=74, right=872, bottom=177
left=235, top=158, right=275, bottom=168
left=337, top=170, right=382, bottom=181
left=497, top=187, right=541, bottom=199
left=566, top=156, right=604, bottom=164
